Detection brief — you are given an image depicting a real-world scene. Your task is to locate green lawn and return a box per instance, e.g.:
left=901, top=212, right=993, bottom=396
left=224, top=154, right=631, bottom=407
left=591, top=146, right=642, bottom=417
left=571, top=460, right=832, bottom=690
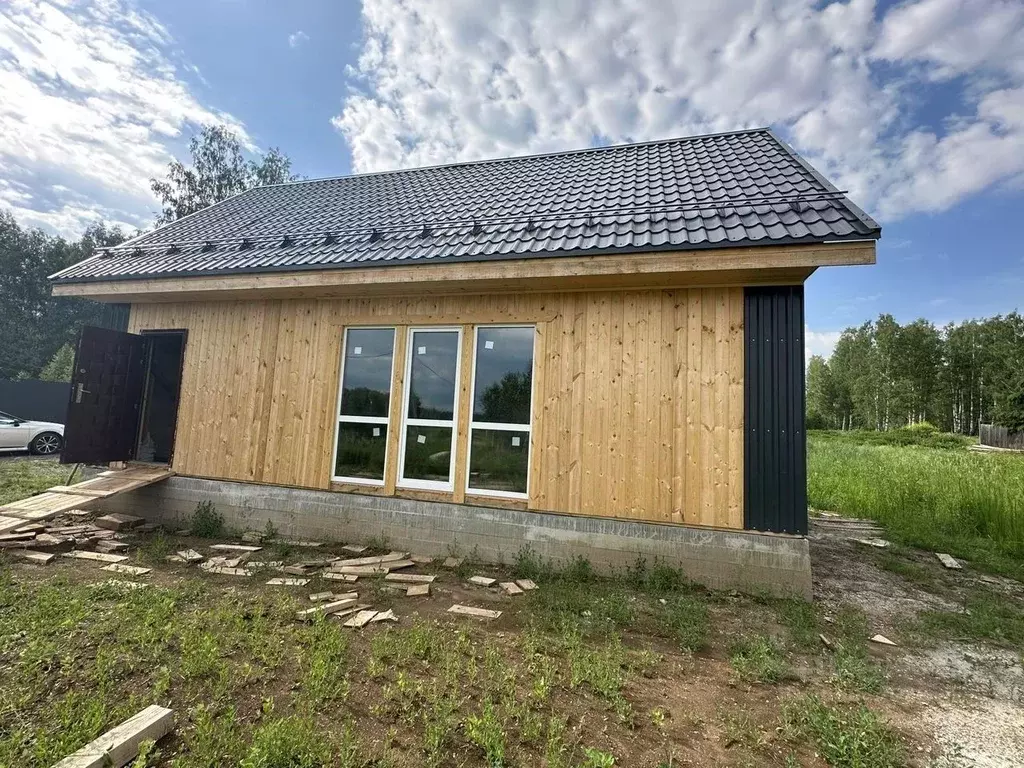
left=808, top=430, right=1024, bottom=580
left=0, top=458, right=77, bottom=506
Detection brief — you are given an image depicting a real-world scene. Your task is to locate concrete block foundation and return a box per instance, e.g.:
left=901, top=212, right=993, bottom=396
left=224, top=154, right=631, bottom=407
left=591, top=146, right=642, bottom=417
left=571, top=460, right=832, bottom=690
left=105, top=476, right=812, bottom=598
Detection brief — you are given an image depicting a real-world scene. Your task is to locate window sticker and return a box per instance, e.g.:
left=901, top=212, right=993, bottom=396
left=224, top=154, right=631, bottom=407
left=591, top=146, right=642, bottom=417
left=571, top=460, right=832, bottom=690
left=354, top=346, right=362, bottom=355
left=416, top=433, right=427, bottom=444
left=417, top=346, right=427, bottom=355
left=372, top=427, right=381, bottom=437
left=484, top=340, right=494, bottom=349
left=511, top=435, right=521, bottom=447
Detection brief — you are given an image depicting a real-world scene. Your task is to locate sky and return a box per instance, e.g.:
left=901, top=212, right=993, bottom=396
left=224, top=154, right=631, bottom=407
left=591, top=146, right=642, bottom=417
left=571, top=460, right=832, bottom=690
left=1, top=0, right=1022, bottom=359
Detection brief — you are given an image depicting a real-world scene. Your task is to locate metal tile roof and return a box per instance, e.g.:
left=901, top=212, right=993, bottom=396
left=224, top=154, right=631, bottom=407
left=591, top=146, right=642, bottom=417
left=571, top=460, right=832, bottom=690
left=52, top=128, right=879, bottom=283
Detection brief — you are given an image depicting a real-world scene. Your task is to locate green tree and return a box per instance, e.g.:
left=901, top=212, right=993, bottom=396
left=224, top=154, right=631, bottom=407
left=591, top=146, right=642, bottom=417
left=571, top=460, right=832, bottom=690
left=150, top=125, right=299, bottom=224
left=39, top=343, right=75, bottom=382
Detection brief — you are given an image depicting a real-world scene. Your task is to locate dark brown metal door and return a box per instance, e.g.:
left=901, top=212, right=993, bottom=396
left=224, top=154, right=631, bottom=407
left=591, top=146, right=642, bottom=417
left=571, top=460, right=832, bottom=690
left=61, top=326, right=148, bottom=464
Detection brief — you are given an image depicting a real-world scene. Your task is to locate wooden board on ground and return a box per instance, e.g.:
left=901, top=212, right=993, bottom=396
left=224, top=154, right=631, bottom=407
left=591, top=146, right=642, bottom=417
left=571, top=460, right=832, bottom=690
left=448, top=604, right=502, bottom=619
left=468, top=576, right=496, bottom=587
left=410, top=554, right=433, bottom=564
left=936, top=553, right=962, bottom=570
left=0, top=531, right=36, bottom=542
left=384, top=572, right=436, bottom=584
left=323, top=571, right=359, bottom=583
left=0, top=515, right=28, bottom=534
left=341, top=544, right=367, bottom=555
left=406, top=583, right=430, bottom=597
left=0, top=492, right=99, bottom=520
left=267, top=578, right=309, bottom=586
left=369, top=609, right=398, bottom=623
left=204, top=567, right=251, bottom=576
left=52, top=704, right=173, bottom=768
left=442, top=556, right=463, bottom=569
left=309, top=591, right=333, bottom=601
left=333, top=551, right=409, bottom=568
left=343, top=609, right=379, bottom=628
left=96, top=540, right=129, bottom=553
left=20, top=550, right=55, bottom=564
left=210, top=544, right=263, bottom=552
left=500, top=582, right=524, bottom=596
left=94, top=513, right=145, bottom=532
left=332, top=560, right=414, bottom=576
left=177, top=549, right=204, bottom=563
left=296, top=596, right=358, bottom=621
left=516, top=579, right=538, bottom=591
left=63, top=550, right=129, bottom=564
left=101, top=564, right=151, bottom=576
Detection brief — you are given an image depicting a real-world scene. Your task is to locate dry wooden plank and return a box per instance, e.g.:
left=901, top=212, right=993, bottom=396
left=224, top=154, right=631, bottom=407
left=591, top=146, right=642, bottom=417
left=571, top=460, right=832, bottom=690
left=410, top=554, right=434, bottom=564
left=343, top=609, right=379, bottom=628
left=369, top=609, right=398, bottom=623
left=53, top=704, right=174, bottom=768
left=0, top=515, right=28, bottom=534
left=46, top=485, right=112, bottom=498
left=332, top=551, right=409, bottom=568
left=468, top=576, right=496, bottom=587
left=20, top=550, right=55, bottom=564
left=267, top=578, right=310, bottom=586
left=177, top=549, right=204, bottom=563
left=384, top=573, right=436, bottom=584
left=323, top=571, right=359, bottom=583
left=341, top=544, right=368, bottom=555
left=96, top=540, right=129, bottom=553
left=295, top=597, right=359, bottom=621
left=448, top=604, right=502, bottom=619
left=209, top=543, right=263, bottom=552
left=204, top=567, right=252, bottom=576
left=94, top=513, right=145, bottom=532
left=329, top=603, right=371, bottom=621
left=442, top=556, right=463, bottom=569
left=515, top=579, right=538, bottom=591
left=500, top=582, right=524, bottom=596
left=329, top=565, right=385, bottom=576
left=0, top=532, right=35, bottom=542
left=246, top=560, right=283, bottom=568
left=276, top=539, right=323, bottom=548
left=101, top=564, right=151, bottom=576
left=936, top=553, right=962, bottom=570
left=406, top=583, right=430, bottom=597
left=63, top=550, right=129, bottom=564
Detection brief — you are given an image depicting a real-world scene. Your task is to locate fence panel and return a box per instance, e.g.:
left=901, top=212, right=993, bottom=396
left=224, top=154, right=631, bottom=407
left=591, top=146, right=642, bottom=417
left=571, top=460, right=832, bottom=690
left=0, top=379, right=71, bottom=424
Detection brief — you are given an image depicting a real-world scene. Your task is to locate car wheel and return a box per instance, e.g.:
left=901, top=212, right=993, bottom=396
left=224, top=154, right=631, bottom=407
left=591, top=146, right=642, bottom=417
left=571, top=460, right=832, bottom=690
left=30, top=432, right=63, bottom=455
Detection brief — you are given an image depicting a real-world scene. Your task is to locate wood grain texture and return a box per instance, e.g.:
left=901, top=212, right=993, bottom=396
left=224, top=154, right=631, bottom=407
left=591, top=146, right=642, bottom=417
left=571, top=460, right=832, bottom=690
left=129, top=287, right=747, bottom=528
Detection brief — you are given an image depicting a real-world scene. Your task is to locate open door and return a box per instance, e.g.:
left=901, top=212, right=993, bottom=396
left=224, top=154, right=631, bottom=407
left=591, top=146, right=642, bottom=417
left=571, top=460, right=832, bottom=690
left=61, top=326, right=148, bottom=464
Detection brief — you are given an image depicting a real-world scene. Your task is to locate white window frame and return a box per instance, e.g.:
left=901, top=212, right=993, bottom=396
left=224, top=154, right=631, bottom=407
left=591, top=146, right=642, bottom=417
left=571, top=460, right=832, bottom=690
left=397, top=326, right=463, bottom=492
left=465, top=324, right=536, bottom=500
left=330, top=326, right=397, bottom=486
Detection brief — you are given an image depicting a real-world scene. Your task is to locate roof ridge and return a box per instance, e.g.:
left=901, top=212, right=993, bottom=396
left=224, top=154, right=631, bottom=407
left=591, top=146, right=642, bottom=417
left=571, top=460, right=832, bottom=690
left=254, top=127, right=773, bottom=192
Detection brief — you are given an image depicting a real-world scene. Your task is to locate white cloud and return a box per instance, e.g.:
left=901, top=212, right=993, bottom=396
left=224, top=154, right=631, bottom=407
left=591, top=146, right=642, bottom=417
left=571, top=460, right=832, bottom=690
left=335, top=0, right=1024, bottom=222
left=0, top=0, right=250, bottom=236
left=806, top=329, right=843, bottom=362
left=288, top=30, right=309, bottom=49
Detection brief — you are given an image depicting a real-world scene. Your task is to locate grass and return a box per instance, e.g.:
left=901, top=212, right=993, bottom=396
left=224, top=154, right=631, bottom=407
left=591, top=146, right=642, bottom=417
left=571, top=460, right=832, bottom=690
left=782, top=695, right=905, bottom=768
left=808, top=431, right=1024, bottom=579
left=912, top=591, right=1024, bottom=647
left=729, top=635, right=788, bottom=684
left=0, top=458, right=75, bottom=505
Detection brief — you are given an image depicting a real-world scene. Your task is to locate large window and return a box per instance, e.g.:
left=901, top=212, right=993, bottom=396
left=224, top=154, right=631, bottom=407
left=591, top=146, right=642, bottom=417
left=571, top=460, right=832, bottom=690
left=398, top=328, right=462, bottom=491
left=467, top=326, right=535, bottom=498
left=332, top=327, right=396, bottom=484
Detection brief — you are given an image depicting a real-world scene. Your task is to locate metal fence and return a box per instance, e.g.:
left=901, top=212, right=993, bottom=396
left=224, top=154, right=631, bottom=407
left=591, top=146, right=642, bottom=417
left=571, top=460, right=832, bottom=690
left=0, top=379, right=70, bottom=424
left=979, top=423, right=1024, bottom=450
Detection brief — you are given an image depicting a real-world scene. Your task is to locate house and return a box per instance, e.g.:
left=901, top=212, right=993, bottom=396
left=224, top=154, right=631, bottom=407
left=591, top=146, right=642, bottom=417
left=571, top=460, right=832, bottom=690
left=50, top=128, right=879, bottom=596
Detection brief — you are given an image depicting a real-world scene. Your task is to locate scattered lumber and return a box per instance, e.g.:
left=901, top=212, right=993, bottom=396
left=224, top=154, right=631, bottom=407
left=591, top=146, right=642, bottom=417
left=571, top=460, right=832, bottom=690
left=0, top=531, right=35, bottom=543
left=281, top=565, right=310, bottom=576
left=410, top=554, right=433, bottom=564
left=63, top=551, right=129, bottom=564
left=332, top=551, right=409, bottom=568
left=309, top=591, right=334, bottom=602
left=277, top=539, right=323, bottom=548
left=323, top=572, right=359, bottom=583
left=448, top=604, right=502, bottom=619
left=247, top=560, right=283, bottom=568
left=819, top=634, right=834, bottom=650
left=852, top=538, right=891, bottom=549
left=516, top=579, right=538, bottom=591
left=296, top=596, right=358, bottom=622
left=332, top=560, right=415, bottom=576
left=14, top=522, right=45, bottom=534
left=500, top=582, right=524, bottom=596
left=341, top=544, right=367, bottom=554
left=869, top=634, right=897, bottom=646
left=20, top=550, right=55, bottom=564
left=99, top=579, right=148, bottom=591
left=96, top=540, right=129, bottom=554
left=52, top=704, right=173, bottom=768
left=94, top=513, right=145, bottom=532
left=266, top=578, right=309, bottom=586
left=210, top=544, right=262, bottom=553
left=442, top=557, right=463, bottom=569
left=177, top=549, right=204, bottom=563
left=369, top=609, right=398, bottom=623
left=406, top=584, right=430, bottom=597
left=203, top=567, right=252, bottom=576
left=384, top=572, right=436, bottom=584
left=330, top=604, right=370, bottom=621
left=34, top=533, right=74, bottom=551
left=343, top=609, right=378, bottom=628
left=468, top=576, right=496, bottom=587
left=241, top=531, right=264, bottom=543
left=936, top=553, right=962, bottom=570
left=101, top=564, right=151, bottom=576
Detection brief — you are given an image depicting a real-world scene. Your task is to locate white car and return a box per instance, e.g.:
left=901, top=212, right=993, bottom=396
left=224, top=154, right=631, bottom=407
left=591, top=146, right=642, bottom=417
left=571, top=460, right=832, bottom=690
left=0, top=410, right=65, bottom=455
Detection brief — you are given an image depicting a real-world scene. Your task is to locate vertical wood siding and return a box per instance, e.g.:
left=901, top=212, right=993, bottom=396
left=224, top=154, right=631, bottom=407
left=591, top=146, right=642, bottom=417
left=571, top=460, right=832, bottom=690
left=130, top=287, right=745, bottom=528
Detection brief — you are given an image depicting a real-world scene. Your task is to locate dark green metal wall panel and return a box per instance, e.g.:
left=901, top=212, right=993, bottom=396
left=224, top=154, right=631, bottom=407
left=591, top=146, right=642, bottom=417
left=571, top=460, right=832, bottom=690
left=744, top=286, right=807, bottom=535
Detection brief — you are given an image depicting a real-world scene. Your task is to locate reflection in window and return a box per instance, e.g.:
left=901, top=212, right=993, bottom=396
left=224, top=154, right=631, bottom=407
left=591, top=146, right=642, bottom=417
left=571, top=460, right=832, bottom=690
left=468, top=326, right=534, bottom=498
left=400, top=329, right=461, bottom=490
left=333, top=328, right=395, bottom=483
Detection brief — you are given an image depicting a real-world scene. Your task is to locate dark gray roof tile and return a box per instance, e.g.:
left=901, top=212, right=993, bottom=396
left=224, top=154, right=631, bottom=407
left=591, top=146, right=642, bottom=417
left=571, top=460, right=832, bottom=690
left=52, top=128, right=879, bottom=283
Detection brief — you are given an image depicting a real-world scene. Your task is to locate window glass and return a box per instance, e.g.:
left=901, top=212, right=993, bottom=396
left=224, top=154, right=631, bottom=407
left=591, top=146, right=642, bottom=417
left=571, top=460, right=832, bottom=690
left=335, top=423, right=388, bottom=480
left=407, top=330, right=459, bottom=420
left=468, top=429, right=529, bottom=494
left=402, top=425, right=453, bottom=483
left=340, top=328, right=395, bottom=418
left=472, top=327, right=534, bottom=424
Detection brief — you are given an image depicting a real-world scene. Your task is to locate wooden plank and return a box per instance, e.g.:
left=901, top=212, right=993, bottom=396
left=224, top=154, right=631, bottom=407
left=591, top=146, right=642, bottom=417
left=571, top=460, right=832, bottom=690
left=296, top=596, right=358, bottom=620
left=515, top=579, right=538, bottom=591
left=323, top=571, right=359, bottom=583
left=500, top=581, right=524, bottom=596
left=266, top=578, right=310, bottom=586
left=332, top=551, right=409, bottom=567
left=452, top=324, right=474, bottom=503
left=343, top=609, right=379, bottom=628
left=53, top=704, right=173, bottom=768
left=406, top=583, right=430, bottom=596
left=20, top=550, right=55, bottom=564
left=63, top=551, right=129, bottom=564
left=384, top=573, right=436, bottom=584
left=468, top=575, right=496, bottom=586
left=936, top=553, right=962, bottom=570
left=100, top=564, right=151, bottom=576
left=209, top=544, right=263, bottom=552
left=448, top=604, right=502, bottom=619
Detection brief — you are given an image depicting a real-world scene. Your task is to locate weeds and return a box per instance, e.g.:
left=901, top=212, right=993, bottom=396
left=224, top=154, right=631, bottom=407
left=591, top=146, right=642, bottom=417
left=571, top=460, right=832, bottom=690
left=0, top=458, right=69, bottom=505
left=189, top=500, right=224, bottom=538
left=782, top=695, right=904, bottom=768
left=729, top=635, right=787, bottom=684
left=658, top=595, right=710, bottom=652
left=464, top=700, right=506, bottom=767
left=913, top=591, right=1024, bottom=647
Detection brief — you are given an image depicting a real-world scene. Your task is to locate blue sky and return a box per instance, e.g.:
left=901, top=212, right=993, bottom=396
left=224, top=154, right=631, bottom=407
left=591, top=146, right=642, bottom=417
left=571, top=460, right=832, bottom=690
left=1, top=0, right=1022, bottom=358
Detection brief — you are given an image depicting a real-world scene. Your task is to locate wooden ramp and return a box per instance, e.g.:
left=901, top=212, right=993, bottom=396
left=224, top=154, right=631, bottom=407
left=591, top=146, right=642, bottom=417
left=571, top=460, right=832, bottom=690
left=0, top=465, right=172, bottom=533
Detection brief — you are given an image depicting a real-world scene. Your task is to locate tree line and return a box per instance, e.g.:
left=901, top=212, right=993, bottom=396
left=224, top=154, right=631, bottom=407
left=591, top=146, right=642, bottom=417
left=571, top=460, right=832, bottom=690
left=807, top=313, right=1024, bottom=434
left=0, top=126, right=296, bottom=383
